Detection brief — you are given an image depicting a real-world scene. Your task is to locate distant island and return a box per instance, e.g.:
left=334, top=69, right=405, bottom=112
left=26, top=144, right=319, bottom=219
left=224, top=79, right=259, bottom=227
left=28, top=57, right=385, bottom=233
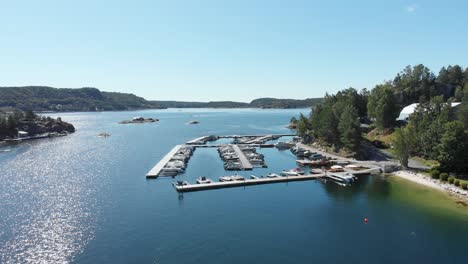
left=0, top=86, right=323, bottom=112
left=119, top=117, right=159, bottom=124
left=0, top=107, right=75, bottom=141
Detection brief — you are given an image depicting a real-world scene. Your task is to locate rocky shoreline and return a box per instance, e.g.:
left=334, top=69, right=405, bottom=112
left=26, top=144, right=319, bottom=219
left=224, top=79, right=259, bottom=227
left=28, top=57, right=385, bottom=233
left=393, top=170, right=468, bottom=205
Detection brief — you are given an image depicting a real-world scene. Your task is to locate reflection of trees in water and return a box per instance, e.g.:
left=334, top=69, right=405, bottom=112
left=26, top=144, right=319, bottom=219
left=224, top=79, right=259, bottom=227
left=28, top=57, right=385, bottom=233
left=366, top=175, right=391, bottom=200
left=322, top=174, right=391, bottom=201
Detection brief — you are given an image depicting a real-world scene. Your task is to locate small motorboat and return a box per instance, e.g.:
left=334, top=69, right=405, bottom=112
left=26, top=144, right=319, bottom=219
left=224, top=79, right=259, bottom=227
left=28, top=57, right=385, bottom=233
left=173, top=180, right=189, bottom=187
left=231, top=175, right=245, bottom=181
left=266, top=173, right=281, bottom=178
left=274, top=141, right=295, bottom=150
left=329, top=165, right=345, bottom=172
left=250, top=175, right=259, bottom=179
left=196, top=176, right=212, bottom=184
left=219, top=176, right=233, bottom=182
left=281, top=168, right=305, bottom=176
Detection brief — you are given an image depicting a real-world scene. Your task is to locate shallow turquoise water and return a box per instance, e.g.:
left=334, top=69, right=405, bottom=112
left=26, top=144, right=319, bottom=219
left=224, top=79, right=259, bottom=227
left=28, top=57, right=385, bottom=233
left=1, top=108, right=467, bottom=263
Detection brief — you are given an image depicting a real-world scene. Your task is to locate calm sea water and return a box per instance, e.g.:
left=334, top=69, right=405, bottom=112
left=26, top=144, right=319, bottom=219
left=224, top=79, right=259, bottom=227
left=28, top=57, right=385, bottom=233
left=1, top=108, right=467, bottom=264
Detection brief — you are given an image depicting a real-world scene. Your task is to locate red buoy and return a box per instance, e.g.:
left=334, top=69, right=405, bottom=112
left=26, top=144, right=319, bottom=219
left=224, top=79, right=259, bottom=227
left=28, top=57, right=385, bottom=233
left=364, top=218, right=369, bottom=223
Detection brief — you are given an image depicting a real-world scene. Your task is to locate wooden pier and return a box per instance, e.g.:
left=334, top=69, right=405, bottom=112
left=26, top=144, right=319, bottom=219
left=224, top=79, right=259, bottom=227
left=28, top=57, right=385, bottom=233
left=146, top=145, right=183, bottom=178
left=174, top=174, right=325, bottom=192
left=232, top=145, right=253, bottom=170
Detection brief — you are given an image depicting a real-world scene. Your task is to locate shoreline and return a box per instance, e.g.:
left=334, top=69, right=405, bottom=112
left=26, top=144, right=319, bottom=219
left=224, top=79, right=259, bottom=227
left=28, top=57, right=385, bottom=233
left=392, top=170, right=468, bottom=204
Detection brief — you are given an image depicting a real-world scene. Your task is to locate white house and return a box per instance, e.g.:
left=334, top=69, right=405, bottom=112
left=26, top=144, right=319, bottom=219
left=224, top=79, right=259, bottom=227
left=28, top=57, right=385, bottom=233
left=398, top=102, right=461, bottom=121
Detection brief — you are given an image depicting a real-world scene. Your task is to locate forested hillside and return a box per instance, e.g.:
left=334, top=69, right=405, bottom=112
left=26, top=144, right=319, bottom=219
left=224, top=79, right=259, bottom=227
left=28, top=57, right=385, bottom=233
left=0, top=86, right=160, bottom=111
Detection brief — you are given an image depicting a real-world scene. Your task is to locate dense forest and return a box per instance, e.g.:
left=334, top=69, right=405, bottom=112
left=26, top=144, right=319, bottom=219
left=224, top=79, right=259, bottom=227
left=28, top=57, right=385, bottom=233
left=296, top=64, right=468, bottom=174
left=0, top=86, right=161, bottom=111
left=0, top=86, right=323, bottom=111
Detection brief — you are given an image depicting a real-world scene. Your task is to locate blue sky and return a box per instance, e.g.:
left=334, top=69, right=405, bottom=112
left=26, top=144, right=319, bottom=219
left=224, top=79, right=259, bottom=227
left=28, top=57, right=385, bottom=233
left=1, top=0, right=467, bottom=102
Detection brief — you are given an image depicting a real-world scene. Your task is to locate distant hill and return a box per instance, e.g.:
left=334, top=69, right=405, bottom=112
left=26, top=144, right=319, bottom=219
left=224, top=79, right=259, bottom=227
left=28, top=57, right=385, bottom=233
left=0, top=86, right=322, bottom=111
left=152, top=101, right=250, bottom=108
left=0, top=86, right=161, bottom=111
left=249, top=98, right=323, bottom=109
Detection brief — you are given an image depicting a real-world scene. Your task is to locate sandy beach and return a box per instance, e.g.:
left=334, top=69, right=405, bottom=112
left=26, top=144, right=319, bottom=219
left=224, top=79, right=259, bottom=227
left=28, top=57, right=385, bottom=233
left=393, top=170, right=468, bottom=203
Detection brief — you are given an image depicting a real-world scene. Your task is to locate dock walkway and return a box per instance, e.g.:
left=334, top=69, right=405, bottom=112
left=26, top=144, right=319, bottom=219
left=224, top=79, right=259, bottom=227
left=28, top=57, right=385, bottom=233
left=232, top=145, right=253, bottom=170
left=146, top=145, right=183, bottom=178
left=174, top=174, right=324, bottom=192
left=186, top=136, right=209, bottom=145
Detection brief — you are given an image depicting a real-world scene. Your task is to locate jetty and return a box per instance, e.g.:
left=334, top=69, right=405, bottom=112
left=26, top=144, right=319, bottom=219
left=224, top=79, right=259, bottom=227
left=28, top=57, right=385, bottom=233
left=146, top=145, right=183, bottom=178
left=174, top=174, right=325, bottom=192
left=232, top=145, right=253, bottom=170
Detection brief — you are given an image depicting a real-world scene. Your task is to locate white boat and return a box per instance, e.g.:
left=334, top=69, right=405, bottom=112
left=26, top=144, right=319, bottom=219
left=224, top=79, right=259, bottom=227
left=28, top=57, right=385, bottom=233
left=219, top=176, right=234, bottom=182
left=250, top=175, right=259, bottom=179
left=231, top=175, right=245, bottom=181
left=196, top=176, right=212, bottom=184
left=281, top=168, right=305, bottom=176
left=326, top=173, right=357, bottom=185
left=266, top=173, right=281, bottom=178
left=275, top=141, right=295, bottom=150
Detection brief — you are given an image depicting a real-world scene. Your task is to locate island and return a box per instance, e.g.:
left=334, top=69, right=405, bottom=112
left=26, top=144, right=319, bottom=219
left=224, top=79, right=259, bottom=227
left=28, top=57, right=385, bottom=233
left=119, top=116, right=159, bottom=124
left=0, top=107, right=75, bottom=142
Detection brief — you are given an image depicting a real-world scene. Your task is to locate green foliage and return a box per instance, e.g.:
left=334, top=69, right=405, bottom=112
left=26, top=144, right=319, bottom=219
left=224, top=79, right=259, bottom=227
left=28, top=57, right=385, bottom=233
left=458, top=88, right=468, bottom=129
left=439, top=173, right=449, bottom=181
left=430, top=169, right=441, bottom=179
left=392, top=125, right=416, bottom=167
left=0, top=86, right=159, bottom=111
left=454, top=180, right=460, bottom=186
left=461, top=183, right=468, bottom=190
left=448, top=176, right=455, bottom=184
left=300, top=88, right=367, bottom=154
left=367, top=83, right=399, bottom=129
left=437, top=121, right=468, bottom=173
left=249, top=98, right=323, bottom=109
left=338, top=105, right=361, bottom=152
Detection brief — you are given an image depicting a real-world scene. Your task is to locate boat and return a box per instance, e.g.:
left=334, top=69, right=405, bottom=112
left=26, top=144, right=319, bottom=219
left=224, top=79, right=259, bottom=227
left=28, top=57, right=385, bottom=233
left=309, top=154, right=324, bottom=160
left=250, top=175, right=259, bottom=179
left=326, top=173, right=357, bottom=185
left=281, top=168, right=305, bottom=176
left=173, top=181, right=189, bottom=187
left=219, top=176, right=234, bottom=182
left=231, top=175, right=245, bottom=181
left=196, top=176, right=212, bottom=184
left=329, top=165, right=345, bottom=172
left=274, top=141, right=295, bottom=150
left=266, top=173, right=281, bottom=178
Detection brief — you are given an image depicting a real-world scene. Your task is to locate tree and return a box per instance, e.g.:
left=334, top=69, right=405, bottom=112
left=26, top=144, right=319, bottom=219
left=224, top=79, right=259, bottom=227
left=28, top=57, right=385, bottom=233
left=338, top=105, right=361, bottom=151
left=437, top=121, right=468, bottom=172
left=392, top=125, right=416, bottom=167
left=459, top=88, right=468, bottom=129
left=24, top=109, right=36, bottom=120
left=367, top=83, right=399, bottom=129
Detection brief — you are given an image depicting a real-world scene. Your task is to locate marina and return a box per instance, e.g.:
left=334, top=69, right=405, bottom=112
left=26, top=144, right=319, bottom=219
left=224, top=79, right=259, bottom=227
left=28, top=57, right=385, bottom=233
left=147, top=134, right=384, bottom=192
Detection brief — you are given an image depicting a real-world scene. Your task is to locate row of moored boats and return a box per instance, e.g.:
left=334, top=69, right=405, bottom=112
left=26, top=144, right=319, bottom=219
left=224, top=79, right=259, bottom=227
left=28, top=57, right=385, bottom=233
left=158, top=146, right=195, bottom=176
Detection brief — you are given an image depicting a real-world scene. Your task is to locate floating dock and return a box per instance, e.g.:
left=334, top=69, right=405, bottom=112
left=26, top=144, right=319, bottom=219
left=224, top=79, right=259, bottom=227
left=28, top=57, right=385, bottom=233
left=174, top=174, right=325, bottom=192
left=146, top=145, right=183, bottom=178
left=186, top=136, right=210, bottom=145
left=244, top=135, right=276, bottom=144
left=232, top=145, right=253, bottom=170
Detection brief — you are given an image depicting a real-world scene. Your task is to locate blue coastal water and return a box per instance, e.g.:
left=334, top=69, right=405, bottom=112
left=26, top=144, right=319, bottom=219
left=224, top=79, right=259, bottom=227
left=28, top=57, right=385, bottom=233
left=1, top=108, right=468, bottom=263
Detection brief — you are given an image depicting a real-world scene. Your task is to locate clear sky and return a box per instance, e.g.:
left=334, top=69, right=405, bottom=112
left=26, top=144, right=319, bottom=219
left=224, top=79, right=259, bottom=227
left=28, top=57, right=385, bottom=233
left=1, top=0, right=467, bottom=102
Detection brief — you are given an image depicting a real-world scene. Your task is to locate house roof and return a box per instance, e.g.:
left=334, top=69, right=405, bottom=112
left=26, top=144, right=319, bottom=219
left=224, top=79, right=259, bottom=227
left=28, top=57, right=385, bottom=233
left=398, top=102, right=462, bottom=120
